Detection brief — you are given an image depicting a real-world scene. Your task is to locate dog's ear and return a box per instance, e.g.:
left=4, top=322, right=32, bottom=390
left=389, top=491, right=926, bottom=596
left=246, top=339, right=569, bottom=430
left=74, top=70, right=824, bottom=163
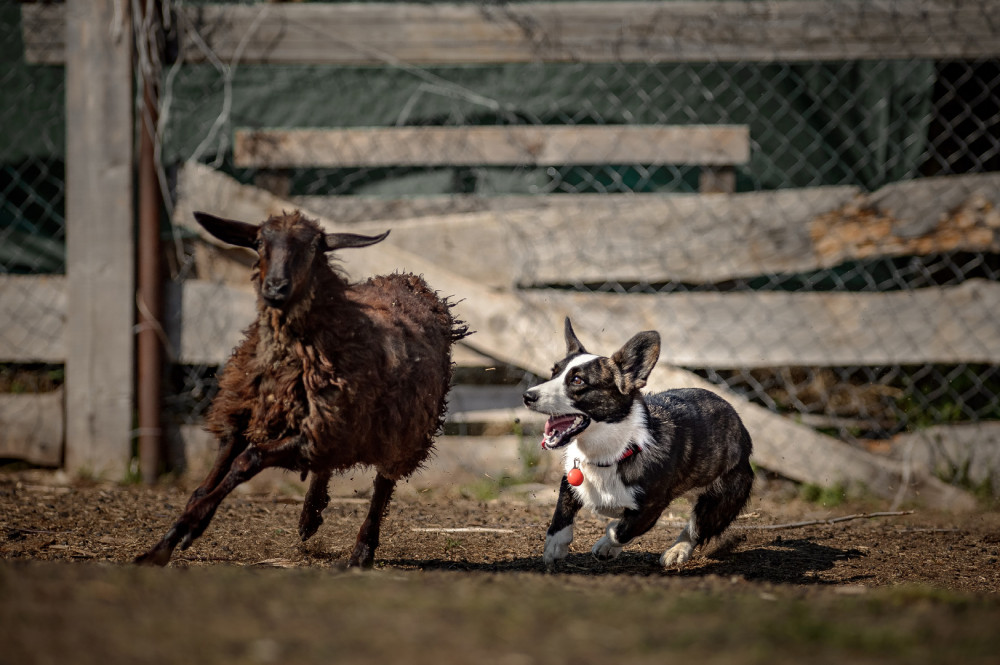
left=564, top=317, right=588, bottom=356
left=611, top=331, right=660, bottom=393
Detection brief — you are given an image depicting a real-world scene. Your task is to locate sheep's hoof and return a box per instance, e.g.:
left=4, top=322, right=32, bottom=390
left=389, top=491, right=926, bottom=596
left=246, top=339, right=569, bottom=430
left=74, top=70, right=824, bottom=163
left=298, top=511, right=324, bottom=542
left=134, top=541, right=173, bottom=567
left=347, top=543, right=375, bottom=569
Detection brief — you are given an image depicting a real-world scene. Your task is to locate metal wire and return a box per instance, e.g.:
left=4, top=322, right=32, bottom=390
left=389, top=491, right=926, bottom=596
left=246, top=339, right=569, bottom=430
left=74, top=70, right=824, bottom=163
left=2, top=1, right=998, bottom=491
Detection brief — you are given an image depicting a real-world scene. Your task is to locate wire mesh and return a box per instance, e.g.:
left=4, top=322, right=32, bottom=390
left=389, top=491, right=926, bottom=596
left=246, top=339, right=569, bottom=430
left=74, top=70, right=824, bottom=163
left=2, top=1, right=999, bottom=492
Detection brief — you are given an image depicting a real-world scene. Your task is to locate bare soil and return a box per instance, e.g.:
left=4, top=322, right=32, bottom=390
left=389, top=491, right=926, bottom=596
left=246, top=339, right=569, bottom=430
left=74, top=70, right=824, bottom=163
left=2, top=470, right=999, bottom=664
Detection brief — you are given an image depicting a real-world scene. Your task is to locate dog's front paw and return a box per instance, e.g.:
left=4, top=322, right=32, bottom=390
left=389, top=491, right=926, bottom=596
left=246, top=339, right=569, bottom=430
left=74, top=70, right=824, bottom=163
left=543, top=526, right=573, bottom=568
left=591, top=521, right=624, bottom=561
left=660, top=541, right=694, bottom=568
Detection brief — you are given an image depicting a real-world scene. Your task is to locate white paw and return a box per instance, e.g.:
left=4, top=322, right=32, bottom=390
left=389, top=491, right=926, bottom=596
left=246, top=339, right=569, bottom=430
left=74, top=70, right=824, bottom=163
left=660, top=541, right=694, bottom=568
left=591, top=535, right=624, bottom=561
left=543, top=526, right=573, bottom=567
left=591, top=521, right=624, bottom=561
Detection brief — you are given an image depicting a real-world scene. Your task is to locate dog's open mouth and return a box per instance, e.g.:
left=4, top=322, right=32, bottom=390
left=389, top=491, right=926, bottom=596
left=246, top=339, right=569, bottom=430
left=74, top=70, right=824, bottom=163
left=541, top=414, right=591, bottom=449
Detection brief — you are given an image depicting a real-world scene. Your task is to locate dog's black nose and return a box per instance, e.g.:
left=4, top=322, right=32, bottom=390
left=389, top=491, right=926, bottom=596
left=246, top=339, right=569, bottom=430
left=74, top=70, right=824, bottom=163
left=522, top=389, right=538, bottom=406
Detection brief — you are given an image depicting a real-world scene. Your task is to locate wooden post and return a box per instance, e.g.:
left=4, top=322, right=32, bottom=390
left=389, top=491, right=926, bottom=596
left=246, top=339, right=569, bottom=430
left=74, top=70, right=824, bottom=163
left=64, top=0, right=135, bottom=479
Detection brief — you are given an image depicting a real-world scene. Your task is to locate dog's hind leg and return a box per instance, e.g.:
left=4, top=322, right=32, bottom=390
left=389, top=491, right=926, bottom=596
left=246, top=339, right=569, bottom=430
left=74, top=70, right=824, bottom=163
left=661, top=519, right=698, bottom=568
left=662, top=456, right=754, bottom=568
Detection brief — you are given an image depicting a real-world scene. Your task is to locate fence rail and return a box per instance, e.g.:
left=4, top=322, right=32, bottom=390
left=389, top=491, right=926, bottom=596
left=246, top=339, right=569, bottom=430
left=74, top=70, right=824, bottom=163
left=22, top=2, right=1000, bottom=65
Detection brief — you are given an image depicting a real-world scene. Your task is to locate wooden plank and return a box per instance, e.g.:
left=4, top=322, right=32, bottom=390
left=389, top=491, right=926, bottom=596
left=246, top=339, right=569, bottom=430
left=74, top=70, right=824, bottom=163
left=179, top=160, right=860, bottom=286
left=354, top=188, right=863, bottom=288
left=0, top=275, right=65, bottom=363
left=291, top=193, right=613, bottom=225
left=23, top=2, right=1000, bottom=65
left=527, top=281, right=1000, bottom=367
left=177, top=276, right=1000, bottom=368
left=0, top=388, right=64, bottom=467
left=315, top=174, right=999, bottom=287
left=170, top=163, right=976, bottom=509
left=64, top=0, right=134, bottom=480
left=883, top=422, right=1000, bottom=491
left=233, top=125, right=750, bottom=169
left=812, top=173, right=1000, bottom=266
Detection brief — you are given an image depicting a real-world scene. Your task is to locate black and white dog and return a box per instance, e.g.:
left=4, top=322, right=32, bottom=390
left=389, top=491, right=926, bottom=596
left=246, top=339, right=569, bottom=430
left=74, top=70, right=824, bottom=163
left=522, top=318, right=754, bottom=569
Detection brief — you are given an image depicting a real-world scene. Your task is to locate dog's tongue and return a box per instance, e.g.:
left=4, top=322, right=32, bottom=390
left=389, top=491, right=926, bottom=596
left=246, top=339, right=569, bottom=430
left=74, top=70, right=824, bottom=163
left=542, top=415, right=579, bottom=448
left=545, top=415, right=578, bottom=437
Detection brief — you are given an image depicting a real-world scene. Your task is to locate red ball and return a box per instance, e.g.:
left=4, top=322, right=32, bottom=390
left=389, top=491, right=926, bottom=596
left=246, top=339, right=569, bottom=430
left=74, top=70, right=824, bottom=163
left=567, top=467, right=584, bottom=486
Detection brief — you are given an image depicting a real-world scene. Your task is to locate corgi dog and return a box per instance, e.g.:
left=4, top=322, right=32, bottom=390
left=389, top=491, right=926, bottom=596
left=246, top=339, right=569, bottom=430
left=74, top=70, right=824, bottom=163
left=522, top=318, right=754, bottom=569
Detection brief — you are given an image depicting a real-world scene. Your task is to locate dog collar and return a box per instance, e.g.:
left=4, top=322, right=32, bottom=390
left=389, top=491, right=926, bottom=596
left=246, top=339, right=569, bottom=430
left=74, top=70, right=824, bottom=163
left=590, top=443, right=640, bottom=468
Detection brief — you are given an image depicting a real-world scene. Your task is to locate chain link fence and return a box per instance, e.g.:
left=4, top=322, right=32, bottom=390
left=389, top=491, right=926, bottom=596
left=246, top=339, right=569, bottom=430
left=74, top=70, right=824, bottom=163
left=0, top=3, right=66, bottom=467
left=2, top=1, right=999, bottom=494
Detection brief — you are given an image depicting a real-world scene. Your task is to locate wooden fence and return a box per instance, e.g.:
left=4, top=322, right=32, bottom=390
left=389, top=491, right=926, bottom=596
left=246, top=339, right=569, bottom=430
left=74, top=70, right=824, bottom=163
left=5, top=1, right=1000, bottom=506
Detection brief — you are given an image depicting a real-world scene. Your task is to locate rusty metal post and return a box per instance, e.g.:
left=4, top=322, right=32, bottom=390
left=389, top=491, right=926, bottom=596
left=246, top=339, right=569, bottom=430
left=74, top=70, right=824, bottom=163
left=137, top=0, right=163, bottom=483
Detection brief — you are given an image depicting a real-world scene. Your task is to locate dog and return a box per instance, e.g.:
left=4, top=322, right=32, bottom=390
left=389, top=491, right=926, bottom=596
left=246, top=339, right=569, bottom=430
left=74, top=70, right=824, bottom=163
left=522, top=318, right=754, bottom=569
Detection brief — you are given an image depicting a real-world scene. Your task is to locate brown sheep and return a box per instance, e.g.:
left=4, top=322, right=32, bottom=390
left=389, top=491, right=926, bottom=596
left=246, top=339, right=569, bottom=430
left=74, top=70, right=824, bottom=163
left=136, top=210, right=469, bottom=568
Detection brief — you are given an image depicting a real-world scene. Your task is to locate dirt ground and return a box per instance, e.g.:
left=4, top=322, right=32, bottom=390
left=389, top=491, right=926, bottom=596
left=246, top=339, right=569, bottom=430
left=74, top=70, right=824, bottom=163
left=2, top=469, right=999, bottom=664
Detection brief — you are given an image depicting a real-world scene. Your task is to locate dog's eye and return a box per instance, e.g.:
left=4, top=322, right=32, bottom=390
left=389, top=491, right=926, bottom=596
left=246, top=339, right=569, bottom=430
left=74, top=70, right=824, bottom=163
left=570, top=375, right=584, bottom=386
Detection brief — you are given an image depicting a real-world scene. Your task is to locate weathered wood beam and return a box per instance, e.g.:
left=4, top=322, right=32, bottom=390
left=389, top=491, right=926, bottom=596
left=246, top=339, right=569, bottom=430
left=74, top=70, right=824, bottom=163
left=526, top=281, right=1000, bottom=367
left=233, top=125, right=750, bottom=169
left=0, top=389, right=64, bottom=467
left=178, top=162, right=1000, bottom=288
left=169, top=276, right=1000, bottom=368
left=64, top=0, right=134, bottom=480
left=289, top=193, right=600, bottom=226
left=23, top=2, right=1000, bottom=65
left=882, top=422, right=1000, bottom=490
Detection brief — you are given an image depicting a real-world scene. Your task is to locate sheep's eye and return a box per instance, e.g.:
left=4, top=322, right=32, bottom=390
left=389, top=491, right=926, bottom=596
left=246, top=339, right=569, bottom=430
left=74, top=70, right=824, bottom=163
left=570, top=375, right=584, bottom=386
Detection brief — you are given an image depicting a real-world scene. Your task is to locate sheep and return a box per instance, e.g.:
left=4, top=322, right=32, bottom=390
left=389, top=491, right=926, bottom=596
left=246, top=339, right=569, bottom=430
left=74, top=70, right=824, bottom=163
left=136, top=210, right=469, bottom=568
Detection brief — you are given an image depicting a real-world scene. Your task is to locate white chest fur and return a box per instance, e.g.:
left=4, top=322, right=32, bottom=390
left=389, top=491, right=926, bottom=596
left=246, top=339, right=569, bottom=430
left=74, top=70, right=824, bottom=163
left=564, top=445, right=637, bottom=517
left=562, top=402, right=652, bottom=517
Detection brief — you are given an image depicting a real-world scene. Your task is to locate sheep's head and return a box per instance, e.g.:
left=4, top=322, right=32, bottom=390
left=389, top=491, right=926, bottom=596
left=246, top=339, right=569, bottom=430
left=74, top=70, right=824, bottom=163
left=193, top=210, right=389, bottom=310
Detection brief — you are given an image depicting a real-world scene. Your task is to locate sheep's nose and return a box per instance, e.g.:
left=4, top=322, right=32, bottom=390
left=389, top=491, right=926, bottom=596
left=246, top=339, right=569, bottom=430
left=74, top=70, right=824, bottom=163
left=522, top=388, right=539, bottom=406
left=262, top=277, right=290, bottom=303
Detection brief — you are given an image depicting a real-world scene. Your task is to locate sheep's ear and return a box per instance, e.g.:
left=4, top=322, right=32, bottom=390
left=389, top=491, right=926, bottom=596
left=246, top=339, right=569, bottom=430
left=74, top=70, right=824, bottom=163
left=610, top=331, right=660, bottom=393
left=564, top=317, right=588, bottom=356
left=323, top=230, right=390, bottom=252
left=193, top=212, right=259, bottom=249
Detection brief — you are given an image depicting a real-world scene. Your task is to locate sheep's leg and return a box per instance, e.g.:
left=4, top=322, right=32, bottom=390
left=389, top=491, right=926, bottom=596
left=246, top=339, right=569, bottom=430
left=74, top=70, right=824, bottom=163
left=186, top=432, right=249, bottom=508
left=348, top=472, right=395, bottom=569
left=135, top=438, right=302, bottom=566
left=299, top=468, right=333, bottom=541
